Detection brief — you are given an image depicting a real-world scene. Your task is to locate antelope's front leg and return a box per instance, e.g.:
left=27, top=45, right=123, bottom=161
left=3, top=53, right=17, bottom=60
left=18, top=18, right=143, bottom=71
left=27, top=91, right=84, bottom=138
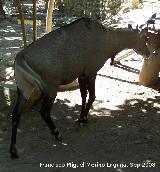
left=75, top=76, right=88, bottom=124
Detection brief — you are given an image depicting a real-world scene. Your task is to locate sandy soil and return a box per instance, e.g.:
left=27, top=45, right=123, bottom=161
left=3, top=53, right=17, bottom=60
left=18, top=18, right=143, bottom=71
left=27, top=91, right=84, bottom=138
left=0, top=3, right=160, bottom=172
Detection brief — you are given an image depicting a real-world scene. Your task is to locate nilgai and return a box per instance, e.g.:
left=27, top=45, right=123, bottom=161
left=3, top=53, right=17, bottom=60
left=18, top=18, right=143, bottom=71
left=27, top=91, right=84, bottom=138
left=9, top=18, right=150, bottom=158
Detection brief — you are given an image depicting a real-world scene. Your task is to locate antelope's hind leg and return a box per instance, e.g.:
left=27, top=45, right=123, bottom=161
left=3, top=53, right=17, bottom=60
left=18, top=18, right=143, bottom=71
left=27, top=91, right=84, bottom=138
left=9, top=88, right=26, bottom=159
left=40, top=94, right=62, bottom=141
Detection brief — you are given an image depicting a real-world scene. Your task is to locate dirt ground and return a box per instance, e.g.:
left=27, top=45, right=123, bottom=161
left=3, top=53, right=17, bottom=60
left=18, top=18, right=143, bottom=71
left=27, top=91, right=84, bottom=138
left=0, top=20, right=160, bottom=171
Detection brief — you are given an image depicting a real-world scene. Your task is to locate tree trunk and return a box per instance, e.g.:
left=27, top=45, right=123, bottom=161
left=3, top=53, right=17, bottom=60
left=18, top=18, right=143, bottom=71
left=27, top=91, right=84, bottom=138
left=32, top=0, right=37, bottom=42
left=15, top=0, right=27, bottom=47
left=132, top=0, right=143, bottom=8
left=46, top=0, right=55, bottom=33
left=0, top=0, right=5, bottom=17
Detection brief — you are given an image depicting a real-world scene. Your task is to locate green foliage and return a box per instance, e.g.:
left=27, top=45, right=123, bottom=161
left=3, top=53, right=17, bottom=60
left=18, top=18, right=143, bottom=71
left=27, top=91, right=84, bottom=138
left=4, top=2, right=13, bottom=15
left=61, top=0, right=124, bottom=20
left=108, top=0, right=123, bottom=15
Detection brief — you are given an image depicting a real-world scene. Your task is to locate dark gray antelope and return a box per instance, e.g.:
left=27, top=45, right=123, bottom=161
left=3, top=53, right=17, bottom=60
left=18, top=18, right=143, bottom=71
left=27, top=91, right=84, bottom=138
left=10, top=18, right=150, bottom=158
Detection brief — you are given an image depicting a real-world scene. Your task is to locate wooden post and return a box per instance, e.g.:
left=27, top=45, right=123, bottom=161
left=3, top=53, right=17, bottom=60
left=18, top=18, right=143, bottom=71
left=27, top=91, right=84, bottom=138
left=15, top=0, right=27, bottom=47
left=32, top=0, right=37, bottom=42
left=46, top=0, right=55, bottom=33
left=0, top=0, right=5, bottom=17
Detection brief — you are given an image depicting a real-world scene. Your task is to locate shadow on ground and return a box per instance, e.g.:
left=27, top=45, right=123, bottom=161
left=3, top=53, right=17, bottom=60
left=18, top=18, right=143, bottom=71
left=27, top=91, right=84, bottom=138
left=0, top=88, right=160, bottom=172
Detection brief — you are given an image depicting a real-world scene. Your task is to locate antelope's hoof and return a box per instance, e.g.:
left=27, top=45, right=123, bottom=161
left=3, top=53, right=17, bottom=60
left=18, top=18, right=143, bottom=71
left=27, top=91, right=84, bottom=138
left=52, top=129, right=62, bottom=141
left=55, top=133, right=62, bottom=141
left=75, top=118, right=88, bottom=125
left=10, top=147, right=19, bottom=159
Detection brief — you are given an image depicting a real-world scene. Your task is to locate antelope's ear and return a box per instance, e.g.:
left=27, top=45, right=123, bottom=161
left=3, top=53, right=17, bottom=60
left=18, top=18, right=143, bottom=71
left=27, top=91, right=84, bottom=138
left=128, top=24, right=133, bottom=29
left=139, top=24, right=146, bottom=30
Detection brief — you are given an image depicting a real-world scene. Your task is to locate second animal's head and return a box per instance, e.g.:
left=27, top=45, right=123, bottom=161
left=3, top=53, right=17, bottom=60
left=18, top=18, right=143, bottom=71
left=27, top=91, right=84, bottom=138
left=145, top=30, right=160, bottom=55
left=128, top=24, right=150, bottom=58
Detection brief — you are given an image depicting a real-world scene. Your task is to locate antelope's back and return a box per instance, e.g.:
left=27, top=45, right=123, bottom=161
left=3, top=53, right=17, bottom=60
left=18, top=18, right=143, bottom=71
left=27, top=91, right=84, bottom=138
left=18, top=18, right=107, bottom=86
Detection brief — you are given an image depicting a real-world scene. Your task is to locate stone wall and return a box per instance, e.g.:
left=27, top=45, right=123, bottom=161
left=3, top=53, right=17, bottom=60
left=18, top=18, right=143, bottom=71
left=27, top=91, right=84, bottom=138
left=56, top=0, right=123, bottom=21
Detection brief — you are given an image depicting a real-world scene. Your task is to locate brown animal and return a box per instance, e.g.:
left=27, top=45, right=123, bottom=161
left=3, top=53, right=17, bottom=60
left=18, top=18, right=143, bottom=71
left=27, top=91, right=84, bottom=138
left=147, top=31, right=160, bottom=50
left=9, top=18, right=150, bottom=158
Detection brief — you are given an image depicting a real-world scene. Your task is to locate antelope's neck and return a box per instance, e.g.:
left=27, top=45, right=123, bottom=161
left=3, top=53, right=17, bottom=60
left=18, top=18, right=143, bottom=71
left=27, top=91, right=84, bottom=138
left=105, top=29, right=138, bottom=50
left=117, top=29, right=138, bottom=49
